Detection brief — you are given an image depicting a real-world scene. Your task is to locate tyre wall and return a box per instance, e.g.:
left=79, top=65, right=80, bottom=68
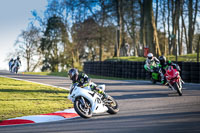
left=83, top=61, right=200, bottom=83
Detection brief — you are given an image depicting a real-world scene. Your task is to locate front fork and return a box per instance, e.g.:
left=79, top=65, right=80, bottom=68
left=168, top=77, right=183, bottom=91
left=80, top=97, right=87, bottom=108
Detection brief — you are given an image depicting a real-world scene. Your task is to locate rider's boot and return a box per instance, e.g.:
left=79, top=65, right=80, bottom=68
left=98, top=90, right=108, bottom=99
left=161, top=74, right=165, bottom=85
left=161, top=80, right=165, bottom=85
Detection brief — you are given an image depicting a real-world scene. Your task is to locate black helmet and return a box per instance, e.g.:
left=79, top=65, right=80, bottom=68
left=158, top=56, right=166, bottom=65
left=17, top=56, right=20, bottom=60
left=68, top=68, right=78, bottom=81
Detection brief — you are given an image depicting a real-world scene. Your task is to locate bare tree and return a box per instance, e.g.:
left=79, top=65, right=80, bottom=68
left=143, top=0, right=161, bottom=56
left=124, top=0, right=140, bottom=56
left=160, top=0, right=168, bottom=55
left=15, top=24, right=42, bottom=72
left=188, top=0, right=199, bottom=53
left=139, top=0, right=146, bottom=56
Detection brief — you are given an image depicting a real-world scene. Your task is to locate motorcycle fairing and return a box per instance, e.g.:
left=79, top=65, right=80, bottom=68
left=69, top=86, right=108, bottom=114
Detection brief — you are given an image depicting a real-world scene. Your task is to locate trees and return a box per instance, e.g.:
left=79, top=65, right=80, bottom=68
left=140, top=0, right=161, bottom=56
left=13, top=0, right=200, bottom=72
left=15, top=24, right=41, bottom=72
left=123, top=0, right=140, bottom=56
left=188, top=0, right=199, bottom=54
left=40, top=15, right=68, bottom=72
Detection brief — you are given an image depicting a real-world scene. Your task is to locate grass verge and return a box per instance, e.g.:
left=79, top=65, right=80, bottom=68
left=106, top=53, right=200, bottom=62
left=0, top=77, right=72, bottom=121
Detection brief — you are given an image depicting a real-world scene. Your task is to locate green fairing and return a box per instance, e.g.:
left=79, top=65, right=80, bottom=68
left=152, top=72, right=159, bottom=80
left=163, top=65, right=168, bottom=69
left=144, top=64, right=148, bottom=71
left=144, top=64, right=155, bottom=71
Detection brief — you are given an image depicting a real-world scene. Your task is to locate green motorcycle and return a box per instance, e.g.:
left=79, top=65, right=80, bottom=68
left=144, top=64, right=161, bottom=84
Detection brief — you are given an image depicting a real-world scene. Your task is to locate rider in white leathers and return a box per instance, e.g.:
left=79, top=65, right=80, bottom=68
left=144, top=53, right=160, bottom=72
left=8, top=58, right=14, bottom=72
left=12, top=56, right=21, bottom=73
left=68, top=68, right=107, bottom=99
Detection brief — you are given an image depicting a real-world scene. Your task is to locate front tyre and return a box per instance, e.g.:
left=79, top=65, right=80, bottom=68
left=173, top=82, right=182, bottom=96
left=105, top=95, right=119, bottom=114
left=74, top=97, right=92, bottom=118
left=151, top=78, right=156, bottom=84
left=16, top=67, right=18, bottom=74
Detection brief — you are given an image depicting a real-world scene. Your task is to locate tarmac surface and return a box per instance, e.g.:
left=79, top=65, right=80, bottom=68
left=0, top=70, right=200, bottom=133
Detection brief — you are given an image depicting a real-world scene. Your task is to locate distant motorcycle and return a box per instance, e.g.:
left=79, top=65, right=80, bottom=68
left=12, top=59, right=21, bottom=74
left=68, top=83, right=119, bottom=118
left=12, top=66, right=19, bottom=74
left=164, top=66, right=184, bottom=96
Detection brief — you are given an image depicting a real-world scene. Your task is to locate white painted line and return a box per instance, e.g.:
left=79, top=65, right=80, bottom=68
left=56, top=108, right=77, bottom=113
left=8, top=115, right=66, bottom=123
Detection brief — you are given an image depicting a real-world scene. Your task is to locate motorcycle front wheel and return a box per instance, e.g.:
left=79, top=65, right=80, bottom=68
left=74, top=96, right=92, bottom=118
left=151, top=78, right=157, bottom=84
left=173, top=82, right=182, bottom=96
left=105, top=95, right=119, bottom=114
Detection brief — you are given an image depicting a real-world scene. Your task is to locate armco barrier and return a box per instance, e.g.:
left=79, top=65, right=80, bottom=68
left=83, top=61, right=200, bottom=83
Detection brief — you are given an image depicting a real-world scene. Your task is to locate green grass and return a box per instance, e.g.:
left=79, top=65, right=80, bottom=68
left=166, top=53, right=200, bottom=62
left=22, top=72, right=68, bottom=77
left=106, top=56, right=146, bottom=61
left=0, top=77, right=72, bottom=121
left=106, top=53, right=200, bottom=62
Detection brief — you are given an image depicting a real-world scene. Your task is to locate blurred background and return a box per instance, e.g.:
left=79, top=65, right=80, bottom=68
left=0, top=0, right=200, bottom=72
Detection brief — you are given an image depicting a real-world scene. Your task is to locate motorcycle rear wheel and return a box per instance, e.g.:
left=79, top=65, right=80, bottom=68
left=173, top=82, right=182, bottom=96
left=74, top=97, right=92, bottom=118
left=105, top=95, right=119, bottom=114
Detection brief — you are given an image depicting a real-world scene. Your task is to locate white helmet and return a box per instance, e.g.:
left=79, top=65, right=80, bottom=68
left=147, top=53, right=153, bottom=61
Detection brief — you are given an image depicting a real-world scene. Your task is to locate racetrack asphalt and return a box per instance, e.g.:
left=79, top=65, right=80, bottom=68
left=0, top=70, right=200, bottom=133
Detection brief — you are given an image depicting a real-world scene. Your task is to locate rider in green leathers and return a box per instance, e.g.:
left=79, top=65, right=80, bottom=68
left=158, top=56, right=181, bottom=84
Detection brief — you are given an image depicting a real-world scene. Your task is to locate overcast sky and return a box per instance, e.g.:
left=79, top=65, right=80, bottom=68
left=0, top=0, right=47, bottom=71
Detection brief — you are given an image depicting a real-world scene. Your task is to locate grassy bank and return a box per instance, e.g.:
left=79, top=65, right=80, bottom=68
left=0, top=77, right=72, bottom=121
left=22, top=72, right=68, bottom=77
left=106, top=53, right=200, bottom=62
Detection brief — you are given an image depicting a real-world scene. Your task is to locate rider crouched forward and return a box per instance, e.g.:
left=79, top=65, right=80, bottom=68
left=68, top=68, right=108, bottom=99
left=158, top=56, right=181, bottom=85
left=144, top=53, right=160, bottom=75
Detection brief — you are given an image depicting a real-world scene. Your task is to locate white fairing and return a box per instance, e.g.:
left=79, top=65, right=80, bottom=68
left=68, top=85, right=108, bottom=114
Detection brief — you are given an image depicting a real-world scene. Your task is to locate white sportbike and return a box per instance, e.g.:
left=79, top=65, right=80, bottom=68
left=68, top=83, right=119, bottom=118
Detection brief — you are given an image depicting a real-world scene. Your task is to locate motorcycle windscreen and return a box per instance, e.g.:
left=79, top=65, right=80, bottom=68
left=166, top=67, right=177, bottom=79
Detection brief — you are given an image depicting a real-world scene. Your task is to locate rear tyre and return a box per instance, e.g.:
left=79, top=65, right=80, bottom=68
left=74, top=97, right=92, bottom=118
left=106, top=95, right=119, bottom=114
left=16, top=68, right=18, bottom=74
